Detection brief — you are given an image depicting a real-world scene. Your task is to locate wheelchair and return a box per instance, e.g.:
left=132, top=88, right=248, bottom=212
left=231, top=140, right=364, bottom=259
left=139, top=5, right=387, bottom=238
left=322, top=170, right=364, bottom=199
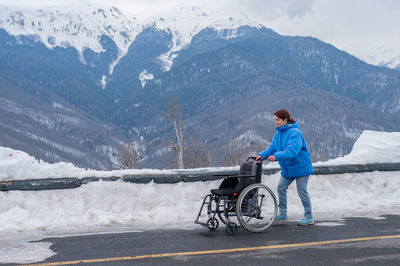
left=194, top=157, right=278, bottom=235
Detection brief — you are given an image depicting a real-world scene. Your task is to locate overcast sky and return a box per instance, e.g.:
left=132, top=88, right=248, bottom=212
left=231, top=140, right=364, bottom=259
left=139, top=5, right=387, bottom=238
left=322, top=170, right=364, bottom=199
left=1, top=0, right=399, bottom=60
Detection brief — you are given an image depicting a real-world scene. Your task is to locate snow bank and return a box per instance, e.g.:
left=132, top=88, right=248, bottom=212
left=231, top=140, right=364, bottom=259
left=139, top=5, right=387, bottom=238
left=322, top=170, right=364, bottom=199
left=0, top=147, right=83, bottom=181
left=1, top=171, right=399, bottom=235
left=316, top=130, right=400, bottom=165
left=0, top=147, right=238, bottom=181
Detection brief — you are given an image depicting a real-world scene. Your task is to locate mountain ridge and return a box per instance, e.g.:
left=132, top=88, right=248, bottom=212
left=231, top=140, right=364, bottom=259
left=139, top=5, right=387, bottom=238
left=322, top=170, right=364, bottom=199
left=0, top=5, right=261, bottom=84
left=2, top=4, right=399, bottom=71
left=1, top=5, right=400, bottom=169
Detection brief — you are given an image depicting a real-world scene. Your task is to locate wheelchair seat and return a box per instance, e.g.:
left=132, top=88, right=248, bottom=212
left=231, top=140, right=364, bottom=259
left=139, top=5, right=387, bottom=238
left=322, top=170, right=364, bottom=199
left=211, top=160, right=262, bottom=197
left=210, top=188, right=235, bottom=197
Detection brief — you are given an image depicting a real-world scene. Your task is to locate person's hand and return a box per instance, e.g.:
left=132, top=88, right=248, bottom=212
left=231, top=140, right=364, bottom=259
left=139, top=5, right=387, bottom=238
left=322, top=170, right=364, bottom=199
left=255, top=155, right=262, bottom=161
left=267, top=155, right=276, bottom=162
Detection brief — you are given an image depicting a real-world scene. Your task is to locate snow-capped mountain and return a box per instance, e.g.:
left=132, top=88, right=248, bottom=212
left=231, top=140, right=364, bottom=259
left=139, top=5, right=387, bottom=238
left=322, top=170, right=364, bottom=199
left=365, top=48, right=400, bottom=70
left=146, top=6, right=261, bottom=71
left=0, top=4, right=260, bottom=85
left=1, top=4, right=400, bottom=169
left=0, top=4, right=139, bottom=86
left=0, top=6, right=136, bottom=55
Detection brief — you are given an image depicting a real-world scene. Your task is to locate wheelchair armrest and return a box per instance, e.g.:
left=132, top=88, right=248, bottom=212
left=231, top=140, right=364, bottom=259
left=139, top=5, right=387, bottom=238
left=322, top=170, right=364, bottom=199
left=212, top=173, right=238, bottom=177
left=236, top=175, right=257, bottom=179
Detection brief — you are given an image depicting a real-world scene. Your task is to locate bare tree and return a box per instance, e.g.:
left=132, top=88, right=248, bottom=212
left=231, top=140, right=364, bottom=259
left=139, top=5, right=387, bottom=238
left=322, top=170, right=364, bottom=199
left=184, top=142, right=214, bottom=168
left=168, top=99, right=185, bottom=169
left=222, top=138, right=266, bottom=166
left=222, top=138, right=245, bottom=166
left=118, top=140, right=140, bottom=169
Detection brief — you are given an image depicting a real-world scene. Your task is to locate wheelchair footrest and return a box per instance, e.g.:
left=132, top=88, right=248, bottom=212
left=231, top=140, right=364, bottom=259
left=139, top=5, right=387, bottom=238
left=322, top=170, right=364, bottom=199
left=194, top=220, right=212, bottom=228
left=199, top=222, right=209, bottom=228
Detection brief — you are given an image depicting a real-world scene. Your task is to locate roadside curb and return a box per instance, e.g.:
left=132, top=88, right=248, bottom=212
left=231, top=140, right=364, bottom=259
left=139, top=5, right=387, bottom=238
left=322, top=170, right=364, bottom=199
left=0, top=178, right=81, bottom=191
left=313, top=163, right=400, bottom=175
left=1, top=163, right=400, bottom=191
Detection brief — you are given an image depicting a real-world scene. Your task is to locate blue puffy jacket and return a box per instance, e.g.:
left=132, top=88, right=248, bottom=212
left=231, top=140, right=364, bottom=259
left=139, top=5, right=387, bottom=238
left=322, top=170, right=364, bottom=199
left=258, top=121, right=313, bottom=179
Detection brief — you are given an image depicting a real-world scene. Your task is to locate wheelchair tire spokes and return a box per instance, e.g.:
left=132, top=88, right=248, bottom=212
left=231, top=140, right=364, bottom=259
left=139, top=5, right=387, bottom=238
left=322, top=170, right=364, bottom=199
left=236, top=184, right=278, bottom=233
left=225, top=222, right=238, bottom=236
left=207, top=218, right=219, bottom=231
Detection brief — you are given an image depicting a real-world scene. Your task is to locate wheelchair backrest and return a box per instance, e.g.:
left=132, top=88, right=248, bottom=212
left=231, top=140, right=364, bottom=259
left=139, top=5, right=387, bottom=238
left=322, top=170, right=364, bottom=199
left=233, top=161, right=262, bottom=194
left=239, top=161, right=262, bottom=183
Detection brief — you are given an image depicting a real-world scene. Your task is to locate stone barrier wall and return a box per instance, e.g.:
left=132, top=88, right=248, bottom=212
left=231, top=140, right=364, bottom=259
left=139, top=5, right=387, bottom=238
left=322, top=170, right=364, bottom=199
left=1, top=163, right=400, bottom=191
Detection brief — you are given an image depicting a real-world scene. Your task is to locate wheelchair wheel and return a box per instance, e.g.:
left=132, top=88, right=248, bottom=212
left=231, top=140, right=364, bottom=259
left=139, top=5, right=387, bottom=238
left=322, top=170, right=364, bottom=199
left=207, top=218, right=219, bottom=231
left=236, top=183, right=278, bottom=233
left=225, top=222, right=238, bottom=235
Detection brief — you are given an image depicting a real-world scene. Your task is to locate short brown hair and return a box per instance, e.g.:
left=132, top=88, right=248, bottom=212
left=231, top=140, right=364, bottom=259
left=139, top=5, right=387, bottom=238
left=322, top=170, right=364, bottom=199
left=274, top=109, right=295, bottom=124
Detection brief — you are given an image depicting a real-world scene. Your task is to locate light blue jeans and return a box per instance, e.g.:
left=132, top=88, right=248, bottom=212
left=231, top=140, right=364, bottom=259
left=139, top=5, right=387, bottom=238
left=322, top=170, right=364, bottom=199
left=277, top=175, right=312, bottom=218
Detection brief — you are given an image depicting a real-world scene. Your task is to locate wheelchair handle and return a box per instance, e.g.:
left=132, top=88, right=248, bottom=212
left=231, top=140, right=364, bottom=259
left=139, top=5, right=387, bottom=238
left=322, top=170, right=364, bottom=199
left=247, top=156, right=269, bottom=163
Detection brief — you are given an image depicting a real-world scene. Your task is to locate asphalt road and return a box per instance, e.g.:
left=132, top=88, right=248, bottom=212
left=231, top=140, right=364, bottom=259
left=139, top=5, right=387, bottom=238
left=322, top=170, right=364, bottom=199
left=15, top=215, right=400, bottom=266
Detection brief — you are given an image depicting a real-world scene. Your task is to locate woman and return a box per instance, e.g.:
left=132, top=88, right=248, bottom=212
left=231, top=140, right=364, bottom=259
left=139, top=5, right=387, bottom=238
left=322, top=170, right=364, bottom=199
left=256, top=109, right=314, bottom=225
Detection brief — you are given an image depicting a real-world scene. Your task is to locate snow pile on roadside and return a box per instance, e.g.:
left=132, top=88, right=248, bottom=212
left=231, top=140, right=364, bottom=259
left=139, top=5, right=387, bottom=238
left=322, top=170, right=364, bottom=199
left=0, top=147, right=239, bottom=181
left=0, top=170, right=399, bottom=234
left=0, top=147, right=83, bottom=181
left=316, top=130, right=400, bottom=165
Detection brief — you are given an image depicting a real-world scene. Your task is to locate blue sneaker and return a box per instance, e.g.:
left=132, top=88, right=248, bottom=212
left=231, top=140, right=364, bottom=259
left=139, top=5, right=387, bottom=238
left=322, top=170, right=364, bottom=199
left=298, top=217, right=314, bottom=226
left=275, top=212, right=287, bottom=221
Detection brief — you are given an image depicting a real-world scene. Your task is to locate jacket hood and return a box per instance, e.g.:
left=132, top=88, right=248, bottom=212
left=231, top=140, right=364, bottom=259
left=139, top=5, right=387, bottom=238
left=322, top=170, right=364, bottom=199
left=276, top=121, right=299, bottom=132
